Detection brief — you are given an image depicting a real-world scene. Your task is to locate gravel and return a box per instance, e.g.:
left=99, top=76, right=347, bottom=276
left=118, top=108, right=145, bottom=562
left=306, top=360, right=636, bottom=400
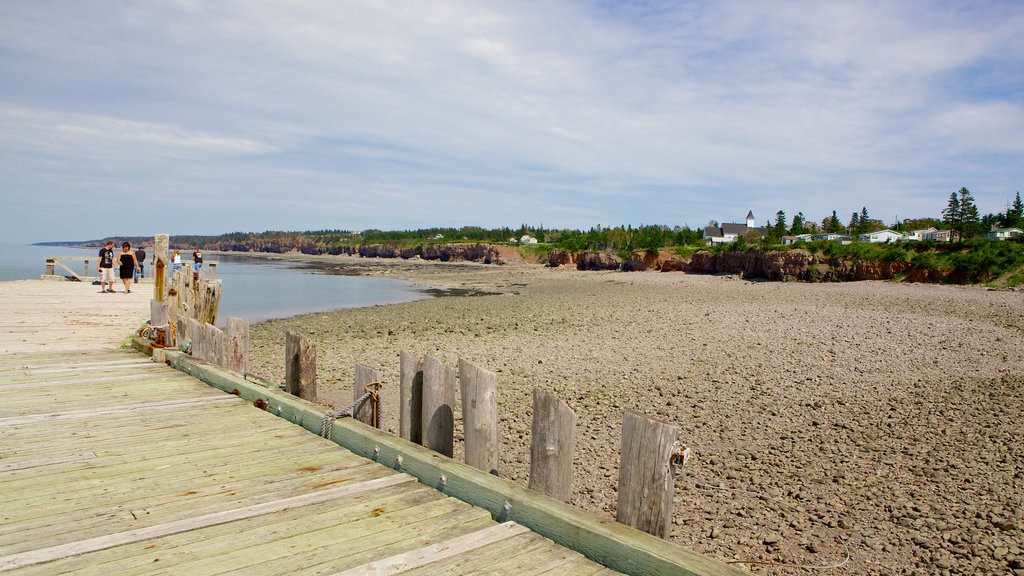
left=245, top=255, right=1024, bottom=575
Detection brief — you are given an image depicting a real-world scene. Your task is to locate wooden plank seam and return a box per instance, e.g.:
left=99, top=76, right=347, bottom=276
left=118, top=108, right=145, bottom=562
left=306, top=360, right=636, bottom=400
left=0, top=396, right=240, bottom=427
left=0, top=474, right=416, bottom=572
left=328, top=521, right=532, bottom=576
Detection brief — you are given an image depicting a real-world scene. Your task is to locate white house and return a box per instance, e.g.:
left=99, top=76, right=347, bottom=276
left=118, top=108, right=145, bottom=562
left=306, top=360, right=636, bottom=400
left=781, top=234, right=814, bottom=245
left=520, top=234, right=538, bottom=244
left=985, top=227, right=1023, bottom=240
left=704, top=211, right=766, bottom=244
left=812, top=233, right=852, bottom=243
left=904, top=227, right=937, bottom=241
left=858, top=229, right=904, bottom=243
left=922, top=229, right=956, bottom=242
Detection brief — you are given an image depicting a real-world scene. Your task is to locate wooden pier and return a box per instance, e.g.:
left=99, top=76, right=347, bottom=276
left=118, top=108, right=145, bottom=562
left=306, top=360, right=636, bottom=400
left=0, top=279, right=743, bottom=576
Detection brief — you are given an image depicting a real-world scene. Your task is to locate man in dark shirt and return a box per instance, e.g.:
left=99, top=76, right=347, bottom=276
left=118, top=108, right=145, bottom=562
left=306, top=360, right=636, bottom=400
left=98, top=241, right=115, bottom=293
left=134, top=246, right=147, bottom=282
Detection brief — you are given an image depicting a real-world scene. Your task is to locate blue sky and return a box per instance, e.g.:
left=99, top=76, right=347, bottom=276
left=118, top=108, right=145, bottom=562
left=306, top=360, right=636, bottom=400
left=1, top=1, right=1022, bottom=243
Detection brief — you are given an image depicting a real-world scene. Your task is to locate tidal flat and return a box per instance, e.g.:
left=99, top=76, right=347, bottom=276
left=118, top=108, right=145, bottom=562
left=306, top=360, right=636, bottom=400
left=245, top=254, right=1024, bottom=575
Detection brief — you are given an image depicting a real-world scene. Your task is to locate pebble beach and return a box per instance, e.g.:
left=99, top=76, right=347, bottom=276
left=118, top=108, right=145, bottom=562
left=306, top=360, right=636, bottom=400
left=243, top=254, right=1024, bottom=575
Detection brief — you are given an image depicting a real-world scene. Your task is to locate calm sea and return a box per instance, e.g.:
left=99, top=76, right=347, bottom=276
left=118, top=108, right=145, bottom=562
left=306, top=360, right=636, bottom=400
left=0, top=244, right=430, bottom=324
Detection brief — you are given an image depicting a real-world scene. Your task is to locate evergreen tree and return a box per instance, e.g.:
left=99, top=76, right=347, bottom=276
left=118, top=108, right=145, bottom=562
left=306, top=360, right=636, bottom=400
left=942, top=192, right=961, bottom=231
left=849, top=212, right=861, bottom=236
left=959, top=187, right=980, bottom=239
left=790, top=212, right=807, bottom=235
left=772, top=210, right=787, bottom=239
left=1008, top=191, right=1023, bottom=228
left=824, top=210, right=843, bottom=234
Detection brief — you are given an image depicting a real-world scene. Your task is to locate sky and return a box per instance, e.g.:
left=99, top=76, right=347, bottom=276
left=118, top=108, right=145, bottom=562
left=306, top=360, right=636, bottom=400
left=1, top=1, right=1022, bottom=243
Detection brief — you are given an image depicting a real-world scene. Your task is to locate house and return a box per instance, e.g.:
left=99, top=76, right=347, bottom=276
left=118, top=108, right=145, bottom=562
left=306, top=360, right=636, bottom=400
left=985, top=227, right=1023, bottom=240
left=812, top=233, right=852, bottom=243
left=922, top=229, right=956, bottom=242
left=781, top=234, right=813, bottom=245
left=858, top=229, right=904, bottom=243
left=520, top=234, right=538, bottom=244
left=704, top=211, right=766, bottom=244
left=904, top=228, right=937, bottom=241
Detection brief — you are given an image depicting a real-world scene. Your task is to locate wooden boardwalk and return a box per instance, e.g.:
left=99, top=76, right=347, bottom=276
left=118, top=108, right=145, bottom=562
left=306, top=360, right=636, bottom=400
left=0, top=279, right=742, bottom=576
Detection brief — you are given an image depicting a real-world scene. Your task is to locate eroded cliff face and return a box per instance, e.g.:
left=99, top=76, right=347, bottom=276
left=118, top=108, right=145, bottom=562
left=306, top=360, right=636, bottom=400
left=549, top=248, right=964, bottom=283
left=354, top=243, right=507, bottom=264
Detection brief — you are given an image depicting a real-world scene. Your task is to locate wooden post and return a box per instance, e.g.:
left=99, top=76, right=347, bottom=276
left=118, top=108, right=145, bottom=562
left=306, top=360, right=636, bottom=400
left=226, top=317, right=249, bottom=374
left=353, top=364, right=382, bottom=427
left=82, top=259, right=89, bottom=278
left=458, top=358, right=499, bottom=476
left=529, top=387, right=576, bottom=501
left=421, top=354, right=455, bottom=458
left=151, top=300, right=168, bottom=329
left=399, top=350, right=423, bottom=443
left=208, top=261, right=217, bottom=280
left=205, top=323, right=225, bottom=367
left=616, top=411, right=680, bottom=539
left=197, top=279, right=222, bottom=325
left=154, top=234, right=168, bottom=303
left=45, top=258, right=55, bottom=277
left=285, top=331, right=316, bottom=401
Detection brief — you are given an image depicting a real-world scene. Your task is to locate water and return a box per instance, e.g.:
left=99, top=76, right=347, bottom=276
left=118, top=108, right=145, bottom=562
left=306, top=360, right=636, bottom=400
left=0, top=243, right=102, bottom=281
left=211, top=253, right=430, bottom=324
left=0, top=244, right=431, bottom=324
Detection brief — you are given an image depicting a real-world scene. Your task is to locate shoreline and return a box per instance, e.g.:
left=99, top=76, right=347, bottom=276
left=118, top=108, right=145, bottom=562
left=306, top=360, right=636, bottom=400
left=239, top=254, right=1023, bottom=574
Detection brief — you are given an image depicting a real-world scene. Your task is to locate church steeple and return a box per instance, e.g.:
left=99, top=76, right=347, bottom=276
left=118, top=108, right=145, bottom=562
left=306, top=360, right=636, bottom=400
left=746, top=211, right=755, bottom=228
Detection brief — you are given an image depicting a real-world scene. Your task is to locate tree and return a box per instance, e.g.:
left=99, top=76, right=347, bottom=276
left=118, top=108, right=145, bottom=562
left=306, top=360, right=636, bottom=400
left=942, top=192, right=961, bottom=231
left=849, top=212, right=861, bottom=236
left=772, top=210, right=787, bottom=239
left=823, top=210, right=844, bottom=234
left=958, top=187, right=980, bottom=239
left=1004, top=191, right=1023, bottom=228
left=790, top=212, right=807, bottom=235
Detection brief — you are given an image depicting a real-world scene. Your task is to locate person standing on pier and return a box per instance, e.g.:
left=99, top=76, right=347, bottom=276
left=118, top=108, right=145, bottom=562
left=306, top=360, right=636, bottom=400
left=192, top=248, right=203, bottom=274
left=134, top=245, right=147, bottom=282
left=118, top=242, right=139, bottom=294
left=97, top=240, right=115, bottom=293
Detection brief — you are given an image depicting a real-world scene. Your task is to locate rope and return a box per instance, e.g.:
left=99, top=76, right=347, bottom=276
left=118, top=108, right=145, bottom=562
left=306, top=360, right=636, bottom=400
left=320, top=382, right=383, bottom=438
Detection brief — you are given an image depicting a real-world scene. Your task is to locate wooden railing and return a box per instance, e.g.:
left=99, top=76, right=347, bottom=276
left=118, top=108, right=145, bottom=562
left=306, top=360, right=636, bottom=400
left=43, top=257, right=92, bottom=281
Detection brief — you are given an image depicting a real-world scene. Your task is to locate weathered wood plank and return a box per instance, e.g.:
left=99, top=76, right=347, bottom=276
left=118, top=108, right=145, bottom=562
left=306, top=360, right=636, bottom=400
left=529, top=387, right=576, bottom=501
left=226, top=316, right=248, bottom=374
left=421, top=354, right=455, bottom=458
left=353, top=363, right=382, bottom=427
left=398, top=349, right=422, bottom=443
left=128, top=499, right=494, bottom=576
left=395, top=532, right=555, bottom=576
left=285, top=330, right=316, bottom=401
left=0, top=459, right=389, bottom=549
left=9, top=483, right=447, bottom=576
left=332, top=521, right=531, bottom=576
left=0, top=474, right=415, bottom=571
left=616, top=411, right=679, bottom=539
left=458, top=357, right=499, bottom=476
left=0, top=396, right=240, bottom=426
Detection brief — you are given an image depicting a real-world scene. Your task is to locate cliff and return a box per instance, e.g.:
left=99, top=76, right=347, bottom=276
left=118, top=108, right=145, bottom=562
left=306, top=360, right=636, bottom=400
left=547, top=248, right=971, bottom=283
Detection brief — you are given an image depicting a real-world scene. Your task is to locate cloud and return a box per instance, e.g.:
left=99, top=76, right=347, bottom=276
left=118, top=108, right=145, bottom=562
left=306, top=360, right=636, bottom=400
left=0, top=0, right=1022, bottom=242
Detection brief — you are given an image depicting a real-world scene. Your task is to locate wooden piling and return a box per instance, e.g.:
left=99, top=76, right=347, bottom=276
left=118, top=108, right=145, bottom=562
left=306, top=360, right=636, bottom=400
left=616, top=411, right=680, bottom=539
left=353, top=363, right=382, bottom=427
left=421, top=354, right=456, bottom=458
left=154, top=234, right=168, bottom=303
left=226, top=317, right=249, bottom=374
left=285, top=331, right=316, bottom=401
left=458, top=358, right=499, bottom=476
left=399, top=350, right=423, bottom=443
left=529, top=387, right=576, bottom=501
